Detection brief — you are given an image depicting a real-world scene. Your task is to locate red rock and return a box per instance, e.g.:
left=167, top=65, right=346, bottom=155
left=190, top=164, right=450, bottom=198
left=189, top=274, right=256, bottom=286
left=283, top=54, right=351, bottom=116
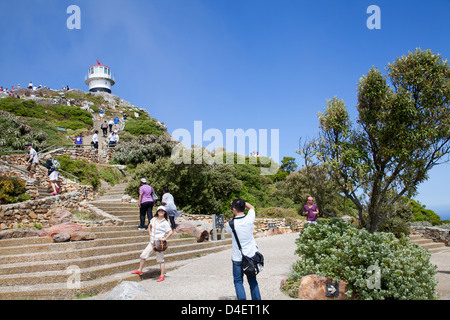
left=39, top=223, right=83, bottom=238
left=298, top=275, right=349, bottom=300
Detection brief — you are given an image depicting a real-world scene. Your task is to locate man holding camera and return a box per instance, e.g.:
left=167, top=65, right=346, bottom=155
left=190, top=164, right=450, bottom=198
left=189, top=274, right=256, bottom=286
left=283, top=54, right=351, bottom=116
left=226, top=199, right=261, bottom=300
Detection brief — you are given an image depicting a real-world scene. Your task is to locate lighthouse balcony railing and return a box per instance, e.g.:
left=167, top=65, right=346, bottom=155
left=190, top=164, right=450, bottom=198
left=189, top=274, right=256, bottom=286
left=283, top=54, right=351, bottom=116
left=85, top=74, right=115, bottom=81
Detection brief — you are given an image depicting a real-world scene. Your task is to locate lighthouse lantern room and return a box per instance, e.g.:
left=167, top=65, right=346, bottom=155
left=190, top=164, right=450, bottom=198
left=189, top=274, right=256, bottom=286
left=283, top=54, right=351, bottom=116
left=85, top=60, right=115, bottom=94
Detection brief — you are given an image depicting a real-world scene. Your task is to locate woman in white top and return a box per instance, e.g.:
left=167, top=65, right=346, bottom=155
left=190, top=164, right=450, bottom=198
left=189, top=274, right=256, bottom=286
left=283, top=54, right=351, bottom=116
left=132, top=206, right=173, bottom=282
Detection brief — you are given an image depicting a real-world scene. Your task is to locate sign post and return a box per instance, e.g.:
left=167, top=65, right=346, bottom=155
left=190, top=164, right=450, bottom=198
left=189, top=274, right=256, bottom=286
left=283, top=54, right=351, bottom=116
left=212, top=214, right=225, bottom=241
left=268, top=222, right=277, bottom=230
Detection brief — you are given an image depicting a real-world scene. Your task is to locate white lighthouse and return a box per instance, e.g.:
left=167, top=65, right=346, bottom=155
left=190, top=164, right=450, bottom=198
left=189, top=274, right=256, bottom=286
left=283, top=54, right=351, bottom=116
left=85, top=60, right=115, bottom=94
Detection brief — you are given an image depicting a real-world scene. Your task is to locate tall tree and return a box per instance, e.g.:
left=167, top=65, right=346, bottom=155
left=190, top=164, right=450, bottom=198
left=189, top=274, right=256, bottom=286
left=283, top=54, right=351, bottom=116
left=316, top=49, right=450, bottom=232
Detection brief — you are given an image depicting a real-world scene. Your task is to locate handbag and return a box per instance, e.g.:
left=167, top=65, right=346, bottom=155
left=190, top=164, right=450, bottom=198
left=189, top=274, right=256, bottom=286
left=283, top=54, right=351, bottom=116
left=229, top=220, right=264, bottom=277
left=151, top=189, right=159, bottom=201
left=152, top=219, right=168, bottom=252
left=154, top=239, right=168, bottom=252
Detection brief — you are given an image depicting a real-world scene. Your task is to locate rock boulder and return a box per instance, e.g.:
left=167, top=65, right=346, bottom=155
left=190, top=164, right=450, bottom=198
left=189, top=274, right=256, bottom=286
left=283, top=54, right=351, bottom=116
left=48, top=208, right=73, bottom=226
left=297, top=275, right=350, bottom=300
left=38, top=222, right=83, bottom=239
left=106, top=281, right=151, bottom=300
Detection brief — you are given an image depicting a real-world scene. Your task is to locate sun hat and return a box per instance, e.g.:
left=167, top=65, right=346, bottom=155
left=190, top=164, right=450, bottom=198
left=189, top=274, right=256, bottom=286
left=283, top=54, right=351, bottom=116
left=157, top=206, right=166, bottom=212
left=140, top=178, right=147, bottom=183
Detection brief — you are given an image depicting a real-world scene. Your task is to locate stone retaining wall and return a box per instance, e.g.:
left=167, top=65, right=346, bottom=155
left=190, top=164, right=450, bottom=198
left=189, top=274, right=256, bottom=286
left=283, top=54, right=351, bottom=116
left=1, top=154, right=98, bottom=201
left=411, top=226, right=450, bottom=246
left=45, top=147, right=116, bottom=165
left=0, top=192, right=82, bottom=230
left=0, top=147, right=116, bottom=166
left=179, top=213, right=304, bottom=234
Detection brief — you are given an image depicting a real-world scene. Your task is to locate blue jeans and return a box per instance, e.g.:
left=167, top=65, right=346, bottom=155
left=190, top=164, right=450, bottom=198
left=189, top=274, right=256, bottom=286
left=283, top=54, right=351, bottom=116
left=232, top=260, right=261, bottom=300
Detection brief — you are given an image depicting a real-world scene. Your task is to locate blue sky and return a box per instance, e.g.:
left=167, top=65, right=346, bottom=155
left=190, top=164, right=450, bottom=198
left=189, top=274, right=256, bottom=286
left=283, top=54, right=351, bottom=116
left=0, top=0, right=449, bottom=219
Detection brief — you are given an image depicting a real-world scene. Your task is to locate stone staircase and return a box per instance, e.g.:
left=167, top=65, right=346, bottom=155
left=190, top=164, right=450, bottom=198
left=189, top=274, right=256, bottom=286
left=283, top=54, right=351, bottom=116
left=37, top=185, right=54, bottom=199
left=0, top=183, right=232, bottom=300
left=410, top=233, right=450, bottom=254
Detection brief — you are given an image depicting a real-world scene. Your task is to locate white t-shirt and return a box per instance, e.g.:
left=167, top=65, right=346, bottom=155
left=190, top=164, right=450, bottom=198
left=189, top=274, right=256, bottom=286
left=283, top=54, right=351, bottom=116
left=162, top=193, right=177, bottom=213
left=226, top=209, right=258, bottom=262
left=108, top=133, right=119, bottom=143
left=150, top=218, right=172, bottom=244
left=29, top=148, right=39, bottom=163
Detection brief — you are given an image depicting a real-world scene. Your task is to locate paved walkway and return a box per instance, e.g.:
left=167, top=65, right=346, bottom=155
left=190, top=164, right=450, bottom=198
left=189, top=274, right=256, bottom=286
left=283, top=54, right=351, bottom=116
left=431, top=251, right=450, bottom=300
left=91, top=233, right=300, bottom=300
left=90, top=232, right=450, bottom=300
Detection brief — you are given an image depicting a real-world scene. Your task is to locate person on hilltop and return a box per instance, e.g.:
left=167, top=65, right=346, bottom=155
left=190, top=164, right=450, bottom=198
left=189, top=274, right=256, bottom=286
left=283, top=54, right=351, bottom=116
left=100, top=121, right=108, bottom=137
left=302, top=196, right=319, bottom=224
left=138, top=178, right=155, bottom=231
left=75, top=134, right=83, bottom=148
left=107, top=130, right=119, bottom=147
left=92, top=130, right=99, bottom=150
left=114, top=115, right=120, bottom=130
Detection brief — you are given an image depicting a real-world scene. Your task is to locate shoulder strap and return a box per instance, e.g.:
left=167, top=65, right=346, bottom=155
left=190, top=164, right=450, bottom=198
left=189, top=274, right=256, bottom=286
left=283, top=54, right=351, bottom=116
left=229, top=219, right=243, bottom=253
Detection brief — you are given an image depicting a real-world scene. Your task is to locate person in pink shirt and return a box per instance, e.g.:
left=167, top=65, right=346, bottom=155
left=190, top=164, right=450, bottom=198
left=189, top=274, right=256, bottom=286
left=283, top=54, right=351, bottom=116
left=138, top=178, right=155, bottom=230
left=303, top=196, right=319, bottom=223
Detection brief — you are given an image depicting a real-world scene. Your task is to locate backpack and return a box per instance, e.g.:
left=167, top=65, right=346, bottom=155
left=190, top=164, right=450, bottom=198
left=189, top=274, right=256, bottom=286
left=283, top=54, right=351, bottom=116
left=51, top=159, right=61, bottom=171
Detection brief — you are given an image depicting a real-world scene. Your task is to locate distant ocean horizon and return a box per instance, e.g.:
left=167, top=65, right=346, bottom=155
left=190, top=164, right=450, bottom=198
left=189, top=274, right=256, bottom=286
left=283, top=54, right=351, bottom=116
left=433, top=206, right=450, bottom=221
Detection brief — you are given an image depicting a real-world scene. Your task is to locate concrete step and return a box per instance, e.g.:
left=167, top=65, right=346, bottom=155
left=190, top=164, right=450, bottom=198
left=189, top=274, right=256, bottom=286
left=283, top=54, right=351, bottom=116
left=0, top=238, right=231, bottom=278
left=89, top=203, right=138, bottom=209
left=0, top=241, right=231, bottom=300
left=410, top=238, right=434, bottom=245
left=0, top=236, right=197, bottom=264
left=0, top=239, right=231, bottom=283
left=0, top=182, right=234, bottom=300
left=410, top=233, right=449, bottom=253
left=0, top=236, right=53, bottom=248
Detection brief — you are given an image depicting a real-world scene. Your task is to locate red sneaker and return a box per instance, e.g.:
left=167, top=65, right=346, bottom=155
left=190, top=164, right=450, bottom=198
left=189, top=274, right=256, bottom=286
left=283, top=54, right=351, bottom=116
left=156, top=276, right=165, bottom=282
left=131, top=270, right=143, bottom=275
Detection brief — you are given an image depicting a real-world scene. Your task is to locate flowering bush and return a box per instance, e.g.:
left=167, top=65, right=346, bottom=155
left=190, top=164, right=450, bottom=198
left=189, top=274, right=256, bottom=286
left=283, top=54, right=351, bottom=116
left=0, top=175, right=28, bottom=204
left=285, top=218, right=438, bottom=300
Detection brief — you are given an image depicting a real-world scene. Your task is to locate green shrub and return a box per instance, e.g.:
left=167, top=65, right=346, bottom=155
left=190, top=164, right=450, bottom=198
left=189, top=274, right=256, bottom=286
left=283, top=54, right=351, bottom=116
left=257, top=207, right=298, bottom=219
left=51, top=106, right=93, bottom=127
left=112, top=135, right=176, bottom=166
left=0, top=110, right=49, bottom=152
left=409, top=198, right=442, bottom=225
left=284, top=218, right=438, bottom=300
left=57, top=155, right=100, bottom=190
left=126, top=156, right=241, bottom=216
left=98, top=167, right=125, bottom=186
left=0, top=98, right=46, bottom=118
left=124, top=120, right=164, bottom=136
left=0, top=175, right=27, bottom=204
left=55, top=120, right=87, bottom=131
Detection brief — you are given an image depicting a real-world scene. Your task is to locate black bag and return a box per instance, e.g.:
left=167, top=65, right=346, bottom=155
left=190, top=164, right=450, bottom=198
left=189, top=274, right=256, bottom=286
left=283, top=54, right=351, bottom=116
left=229, top=220, right=264, bottom=277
